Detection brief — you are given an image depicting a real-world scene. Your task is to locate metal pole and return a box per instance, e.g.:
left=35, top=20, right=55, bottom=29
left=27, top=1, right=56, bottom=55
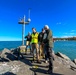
left=22, top=15, right=25, bottom=45
left=24, top=15, right=25, bottom=45
left=22, top=23, right=24, bottom=45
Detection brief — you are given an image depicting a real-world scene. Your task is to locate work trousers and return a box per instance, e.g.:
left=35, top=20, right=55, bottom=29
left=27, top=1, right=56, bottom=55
left=31, top=43, right=40, bottom=61
left=26, top=41, right=31, bottom=53
left=44, top=45, right=53, bottom=71
left=39, top=42, right=44, bottom=58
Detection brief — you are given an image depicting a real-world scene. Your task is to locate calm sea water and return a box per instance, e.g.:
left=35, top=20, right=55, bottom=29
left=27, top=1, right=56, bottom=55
left=53, top=41, right=76, bottom=60
left=0, top=41, right=22, bottom=51
left=0, top=41, right=76, bottom=60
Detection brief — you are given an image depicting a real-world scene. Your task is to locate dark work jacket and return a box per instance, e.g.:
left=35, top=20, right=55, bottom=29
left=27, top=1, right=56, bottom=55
left=25, top=35, right=32, bottom=42
left=38, top=32, right=44, bottom=43
left=43, top=29, right=53, bottom=48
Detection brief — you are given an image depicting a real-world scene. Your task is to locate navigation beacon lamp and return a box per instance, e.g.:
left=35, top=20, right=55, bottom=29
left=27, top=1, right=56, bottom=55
left=18, top=9, right=31, bottom=54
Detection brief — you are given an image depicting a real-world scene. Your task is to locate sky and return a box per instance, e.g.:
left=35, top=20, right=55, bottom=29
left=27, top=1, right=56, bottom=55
left=0, top=0, right=76, bottom=41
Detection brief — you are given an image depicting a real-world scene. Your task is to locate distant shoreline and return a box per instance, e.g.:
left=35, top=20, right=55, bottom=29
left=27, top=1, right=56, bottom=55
left=53, top=37, right=76, bottom=41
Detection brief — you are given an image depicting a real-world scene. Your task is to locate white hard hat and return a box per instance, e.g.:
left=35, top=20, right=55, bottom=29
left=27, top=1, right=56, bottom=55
left=44, top=25, right=49, bottom=29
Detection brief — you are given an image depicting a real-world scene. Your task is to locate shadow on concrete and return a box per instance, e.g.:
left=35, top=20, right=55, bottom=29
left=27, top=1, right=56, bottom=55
left=30, top=68, right=64, bottom=75
left=0, top=57, right=9, bottom=62
left=20, top=57, right=32, bottom=66
left=52, top=73, right=64, bottom=75
left=0, top=49, right=32, bottom=67
left=5, top=53, right=17, bottom=61
left=2, top=72, right=16, bottom=75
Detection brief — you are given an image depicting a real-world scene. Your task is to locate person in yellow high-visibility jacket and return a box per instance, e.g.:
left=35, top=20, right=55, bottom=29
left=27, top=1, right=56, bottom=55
left=31, top=28, right=41, bottom=64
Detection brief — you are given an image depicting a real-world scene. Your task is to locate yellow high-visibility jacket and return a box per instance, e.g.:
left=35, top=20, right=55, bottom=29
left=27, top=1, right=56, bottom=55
left=31, top=32, right=39, bottom=44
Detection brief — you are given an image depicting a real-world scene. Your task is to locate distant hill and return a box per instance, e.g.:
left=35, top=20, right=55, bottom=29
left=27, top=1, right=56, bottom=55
left=53, top=37, right=76, bottom=41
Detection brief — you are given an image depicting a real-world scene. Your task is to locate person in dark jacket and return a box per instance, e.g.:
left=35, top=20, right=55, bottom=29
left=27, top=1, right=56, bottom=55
left=43, top=25, right=54, bottom=74
left=38, top=28, right=45, bottom=58
left=25, top=32, right=32, bottom=54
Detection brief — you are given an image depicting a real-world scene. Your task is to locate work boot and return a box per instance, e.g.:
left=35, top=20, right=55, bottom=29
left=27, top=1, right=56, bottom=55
left=31, top=58, right=35, bottom=63
left=37, top=60, right=42, bottom=64
left=45, top=60, right=48, bottom=63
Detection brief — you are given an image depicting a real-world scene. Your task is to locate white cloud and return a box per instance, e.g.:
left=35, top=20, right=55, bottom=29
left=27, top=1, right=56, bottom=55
left=60, top=31, right=76, bottom=38
left=70, top=32, right=75, bottom=35
left=53, top=36, right=57, bottom=38
left=61, top=36, right=68, bottom=38
left=64, top=32, right=75, bottom=35
left=60, top=36, right=73, bottom=38
left=70, top=30, right=76, bottom=32
left=63, top=30, right=76, bottom=35
left=56, top=22, right=61, bottom=25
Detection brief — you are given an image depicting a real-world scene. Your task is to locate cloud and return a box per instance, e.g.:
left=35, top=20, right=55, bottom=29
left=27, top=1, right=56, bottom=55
left=70, top=30, right=76, bottom=32
left=63, top=30, right=76, bottom=35
left=70, top=32, right=75, bottom=35
left=53, top=36, right=58, bottom=38
left=61, top=31, right=76, bottom=38
left=60, top=36, right=73, bottom=38
left=64, top=32, right=75, bottom=35
left=56, top=22, right=67, bottom=26
left=56, top=22, right=61, bottom=25
left=61, top=36, right=68, bottom=38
